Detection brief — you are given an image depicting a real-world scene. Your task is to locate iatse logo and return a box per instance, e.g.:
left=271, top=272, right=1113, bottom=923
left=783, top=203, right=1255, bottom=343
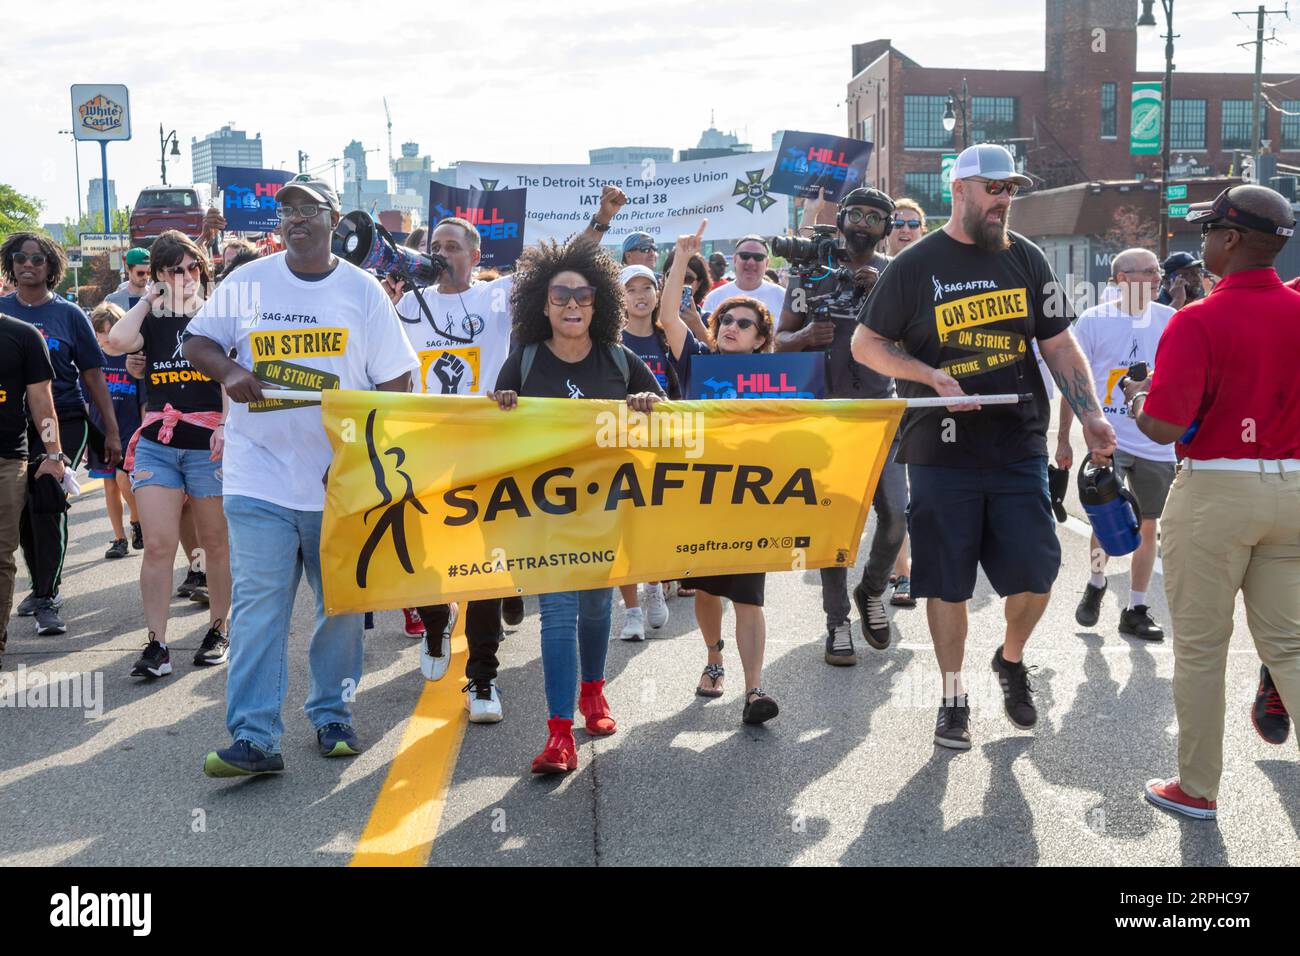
left=49, top=886, right=152, bottom=936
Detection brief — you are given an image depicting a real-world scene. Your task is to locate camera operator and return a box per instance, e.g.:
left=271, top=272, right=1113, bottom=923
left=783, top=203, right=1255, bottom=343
left=380, top=186, right=630, bottom=724
left=774, top=186, right=906, bottom=665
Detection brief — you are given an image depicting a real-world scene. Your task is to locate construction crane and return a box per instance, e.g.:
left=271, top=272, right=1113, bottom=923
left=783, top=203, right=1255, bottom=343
left=383, top=97, right=394, bottom=192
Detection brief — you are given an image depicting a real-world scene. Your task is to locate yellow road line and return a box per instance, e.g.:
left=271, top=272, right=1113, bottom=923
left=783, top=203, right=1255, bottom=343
left=350, top=615, right=469, bottom=867
left=75, top=478, right=103, bottom=497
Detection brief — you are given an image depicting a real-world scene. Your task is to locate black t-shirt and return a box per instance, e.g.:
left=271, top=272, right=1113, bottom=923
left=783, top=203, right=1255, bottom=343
left=0, top=293, right=103, bottom=409
left=494, top=340, right=664, bottom=400
left=140, top=311, right=224, bottom=450
left=783, top=251, right=894, bottom=400
left=0, top=315, right=55, bottom=459
left=859, top=229, right=1071, bottom=467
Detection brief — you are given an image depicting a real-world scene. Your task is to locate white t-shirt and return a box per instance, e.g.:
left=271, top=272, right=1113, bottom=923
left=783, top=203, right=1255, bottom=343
left=701, top=279, right=787, bottom=319
left=1073, top=299, right=1176, bottom=462
left=395, top=274, right=513, bottom=395
left=187, top=253, right=420, bottom=511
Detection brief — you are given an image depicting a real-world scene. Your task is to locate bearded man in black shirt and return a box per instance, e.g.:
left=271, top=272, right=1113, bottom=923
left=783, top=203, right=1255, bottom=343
left=853, top=145, right=1115, bottom=750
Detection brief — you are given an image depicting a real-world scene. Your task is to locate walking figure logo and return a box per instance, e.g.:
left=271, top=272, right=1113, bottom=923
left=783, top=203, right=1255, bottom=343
left=733, top=170, right=777, bottom=213
left=355, top=409, right=427, bottom=588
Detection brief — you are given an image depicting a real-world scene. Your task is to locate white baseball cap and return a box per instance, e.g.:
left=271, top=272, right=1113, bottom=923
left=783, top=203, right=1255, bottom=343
left=951, top=144, right=1032, bottom=188
left=619, top=264, right=657, bottom=287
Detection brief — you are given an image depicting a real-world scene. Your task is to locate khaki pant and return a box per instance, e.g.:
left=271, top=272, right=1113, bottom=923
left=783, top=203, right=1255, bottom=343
left=0, top=456, right=30, bottom=660
left=1162, top=466, right=1300, bottom=801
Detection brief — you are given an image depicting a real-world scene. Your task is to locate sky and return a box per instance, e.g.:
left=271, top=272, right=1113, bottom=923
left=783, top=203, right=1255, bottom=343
left=7, top=0, right=1300, bottom=224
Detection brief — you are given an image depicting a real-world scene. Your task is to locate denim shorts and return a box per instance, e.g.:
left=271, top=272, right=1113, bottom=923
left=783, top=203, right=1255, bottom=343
left=130, top=437, right=223, bottom=497
left=906, top=456, right=1061, bottom=602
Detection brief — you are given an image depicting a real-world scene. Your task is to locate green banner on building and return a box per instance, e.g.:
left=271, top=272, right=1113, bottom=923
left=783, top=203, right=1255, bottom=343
left=941, top=153, right=958, bottom=202
left=1131, top=82, right=1162, bottom=155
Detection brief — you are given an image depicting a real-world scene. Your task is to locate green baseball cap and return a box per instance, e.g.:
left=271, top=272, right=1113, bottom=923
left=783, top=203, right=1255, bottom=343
left=125, top=248, right=150, bottom=266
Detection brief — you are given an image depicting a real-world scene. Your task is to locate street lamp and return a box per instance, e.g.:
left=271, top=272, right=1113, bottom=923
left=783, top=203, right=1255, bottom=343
left=944, top=78, right=970, bottom=150
left=57, top=129, right=84, bottom=222
left=1138, top=0, right=1176, bottom=259
left=159, top=125, right=181, bottom=186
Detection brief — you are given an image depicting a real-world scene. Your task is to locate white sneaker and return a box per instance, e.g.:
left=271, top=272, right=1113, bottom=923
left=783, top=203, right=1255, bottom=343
left=620, top=606, right=646, bottom=641
left=465, top=679, right=503, bottom=723
left=644, top=583, right=669, bottom=629
left=419, top=604, right=458, bottom=681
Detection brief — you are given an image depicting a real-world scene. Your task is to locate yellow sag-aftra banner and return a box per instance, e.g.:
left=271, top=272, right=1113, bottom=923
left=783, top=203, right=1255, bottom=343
left=319, top=390, right=903, bottom=615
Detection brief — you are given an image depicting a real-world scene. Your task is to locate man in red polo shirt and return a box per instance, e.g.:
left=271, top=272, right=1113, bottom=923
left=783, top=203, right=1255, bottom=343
left=1122, top=184, right=1300, bottom=821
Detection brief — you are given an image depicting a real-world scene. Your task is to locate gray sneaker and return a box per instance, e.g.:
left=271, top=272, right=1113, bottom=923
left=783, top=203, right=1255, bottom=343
left=34, top=600, right=67, bottom=636
left=17, top=591, right=59, bottom=617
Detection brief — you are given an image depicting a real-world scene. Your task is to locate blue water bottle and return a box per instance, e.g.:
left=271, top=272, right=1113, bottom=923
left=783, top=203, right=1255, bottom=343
left=1077, top=461, right=1142, bottom=557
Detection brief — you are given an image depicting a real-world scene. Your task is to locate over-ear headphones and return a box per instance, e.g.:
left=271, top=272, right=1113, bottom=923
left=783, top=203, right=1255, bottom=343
left=838, top=187, right=897, bottom=236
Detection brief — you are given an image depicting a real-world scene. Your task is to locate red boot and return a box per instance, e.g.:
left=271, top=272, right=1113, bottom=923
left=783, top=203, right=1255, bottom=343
left=531, top=718, right=578, bottom=774
left=579, top=679, right=617, bottom=736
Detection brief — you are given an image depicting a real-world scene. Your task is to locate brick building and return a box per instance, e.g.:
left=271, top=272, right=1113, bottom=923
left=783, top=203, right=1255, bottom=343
left=846, top=0, right=1300, bottom=218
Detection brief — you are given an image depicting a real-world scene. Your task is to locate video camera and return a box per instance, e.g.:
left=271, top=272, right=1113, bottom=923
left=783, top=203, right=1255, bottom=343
left=333, top=210, right=447, bottom=285
left=770, top=225, right=847, bottom=278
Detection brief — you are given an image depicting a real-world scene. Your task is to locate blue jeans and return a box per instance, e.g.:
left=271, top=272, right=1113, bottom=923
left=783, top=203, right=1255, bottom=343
left=538, top=588, right=613, bottom=720
left=223, top=494, right=364, bottom=754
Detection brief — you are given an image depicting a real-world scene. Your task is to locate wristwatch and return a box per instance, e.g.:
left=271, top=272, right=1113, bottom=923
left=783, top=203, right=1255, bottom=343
left=36, top=452, right=71, bottom=465
left=589, top=218, right=611, bottom=233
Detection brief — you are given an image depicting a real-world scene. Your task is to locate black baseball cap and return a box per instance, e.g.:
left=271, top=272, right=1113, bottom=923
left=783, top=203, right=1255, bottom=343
left=1161, top=252, right=1202, bottom=274
left=1185, top=186, right=1295, bottom=237
left=840, top=186, right=895, bottom=215
left=277, top=174, right=341, bottom=213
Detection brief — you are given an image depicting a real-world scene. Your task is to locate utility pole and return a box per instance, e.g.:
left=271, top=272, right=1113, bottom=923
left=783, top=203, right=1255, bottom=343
left=298, top=150, right=308, bottom=174
left=1234, top=4, right=1289, bottom=184
left=383, top=97, right=395, bottom=192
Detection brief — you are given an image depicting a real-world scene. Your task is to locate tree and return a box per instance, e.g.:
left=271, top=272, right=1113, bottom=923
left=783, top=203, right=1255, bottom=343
left=0, top=183, right=44, bottom=241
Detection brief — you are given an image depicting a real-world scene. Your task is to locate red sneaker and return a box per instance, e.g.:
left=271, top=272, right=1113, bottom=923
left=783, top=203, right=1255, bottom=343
left=403, top=607, right=426, bottom=638
left=531, top=718, right=578, bottom=774
left=1144, top=777, right=1217, bottom=820
left=579, top=679, right=617, bottom=736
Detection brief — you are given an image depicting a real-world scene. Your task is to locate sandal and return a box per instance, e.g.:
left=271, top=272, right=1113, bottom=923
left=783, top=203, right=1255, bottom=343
left=696, top=637, right=725, bottom=698
left=742, top=688, right=779, bottom=725
left=891, top=575, right=916, bottom=608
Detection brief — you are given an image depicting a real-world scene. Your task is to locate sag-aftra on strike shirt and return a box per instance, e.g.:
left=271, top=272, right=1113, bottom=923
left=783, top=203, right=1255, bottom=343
left=859, top=229, right=1071, bottom=467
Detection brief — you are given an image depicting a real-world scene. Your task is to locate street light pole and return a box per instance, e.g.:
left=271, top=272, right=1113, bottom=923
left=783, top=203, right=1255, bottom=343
left=58, top=129, right=84, bottom=222
left=159, top=124, right=180, bottom=187
left=1140, top=0, right=1177, bottom=260
left=943, top=78, right=971, bottom=151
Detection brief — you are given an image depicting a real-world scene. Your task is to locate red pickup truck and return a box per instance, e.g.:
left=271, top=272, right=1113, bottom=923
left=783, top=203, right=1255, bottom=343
left=128, top=187, right=205, bottom=247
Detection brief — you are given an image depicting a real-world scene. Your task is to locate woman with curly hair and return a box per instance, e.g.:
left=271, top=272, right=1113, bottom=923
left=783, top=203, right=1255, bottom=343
left=655, top=228, right=780, bottom=725
left=491, top=237, right=665, bottom=774
left=109, top=229, right=230, bottom=680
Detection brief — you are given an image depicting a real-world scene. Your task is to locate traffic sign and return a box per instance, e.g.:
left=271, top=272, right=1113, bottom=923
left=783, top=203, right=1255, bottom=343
left=1168, top=203, right=1190, bottom=218
left=1166, top=184, right=1187, bottom=200
left=78, top=232, right=129, bottom=254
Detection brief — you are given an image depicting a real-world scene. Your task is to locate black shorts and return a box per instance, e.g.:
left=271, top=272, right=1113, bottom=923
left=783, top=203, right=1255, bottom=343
left=906, top=456, right=1060, bottom=603
left=689, top=572, right=765, bottom=607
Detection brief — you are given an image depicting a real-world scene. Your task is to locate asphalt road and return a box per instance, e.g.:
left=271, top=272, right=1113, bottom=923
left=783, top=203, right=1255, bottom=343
left=1, top=418, right=1296, bottom=867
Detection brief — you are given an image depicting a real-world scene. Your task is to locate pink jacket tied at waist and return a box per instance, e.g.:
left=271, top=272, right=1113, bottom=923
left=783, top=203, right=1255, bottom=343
left=124, top=403, right=224, bottom=471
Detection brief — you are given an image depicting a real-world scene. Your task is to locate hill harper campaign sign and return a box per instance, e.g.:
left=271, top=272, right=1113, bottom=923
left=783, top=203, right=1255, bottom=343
left=769, top=131, right=873, bottom=202
left=428, top=182, right=527, bottom=268
left=217, top=167, right=293, bottom=232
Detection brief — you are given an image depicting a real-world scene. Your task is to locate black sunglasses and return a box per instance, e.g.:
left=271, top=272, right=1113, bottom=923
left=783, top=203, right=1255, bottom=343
left=718, top=315, right=757, bottom=330
left=966, top=177, right=1020, bottom=197
left=628, top=244, right=656, bottom=254
left=12, top=252, right=48, bottom=265
left=892, top=218, right=922, bottom=229
left=548, top=284, right=596, bottom=307
left=735, top=251, right=767, bottom=262
left=1201, top=222, right=1246, bottom=238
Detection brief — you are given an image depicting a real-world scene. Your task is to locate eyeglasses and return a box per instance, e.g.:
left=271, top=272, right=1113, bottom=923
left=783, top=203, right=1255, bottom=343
left=843, top=208, right=886, bottom=227
left=718, top=315, right=757, bottom=330
left=165, top=262, right=202, bottom=278
left=1201, top=222, right=1246, bottom=238
left=966, top=177, right=1020, bottom=197
left=276, top=203, right=327, bottom=220
left=548, top=284, right=596, bottom=307
left=12, top=252, right=48, bottom=265
left=1120, top=267, right=1161, bottom=276
left=892, top=218, right=922, bottom=229
left=735, top=251, right=767, bottom=262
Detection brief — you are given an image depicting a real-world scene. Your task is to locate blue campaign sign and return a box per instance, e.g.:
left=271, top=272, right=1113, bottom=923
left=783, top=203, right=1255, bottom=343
left=428, top=182, right=527, bottom=268
left=769, top=131, right=873, bottom=202
left=686, top=353, right=826, bottom=400
left=217, top=167, right=293, bottom=232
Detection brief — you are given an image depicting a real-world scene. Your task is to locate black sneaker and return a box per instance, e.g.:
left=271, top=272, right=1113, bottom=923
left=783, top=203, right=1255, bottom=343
left=317, top=722, right=362, bottom=757
left=934, top=699, right=972, bottom=750
left=193, top=624, right=230, bottom=666
left=503, top=595, right=524, bottom=627
left=824, top=622, right=856, bottom=666
left=991, top=648, right=1038, bottom=729
left=204, top=739, right=284, bottom=777
left=853, top=582, right=891, bottom=650
left=131, top=521, right=144, bottom=550
left=1119, top=605, right=1164, bottom=641
left=1075, top=581, right=1106, bottom=628
left=34, top=599, right=67, bottom=636
left=1252, top=665, right=1291, bottom=745
left=105, top=538, right=129, bottom=560
left=131, top=639, right=172, bottom=679
left=189, top=573, right=209, bottom=604
left=176, top=570, right=202, bottom=598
